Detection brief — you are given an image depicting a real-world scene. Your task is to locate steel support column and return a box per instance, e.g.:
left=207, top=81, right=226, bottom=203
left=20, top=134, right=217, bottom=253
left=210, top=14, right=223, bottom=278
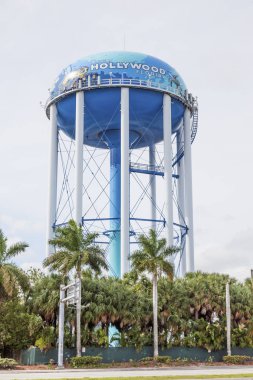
left=177, top=127, right=186, bottom=276
left=46, top=103, right=58, bottom=256
left=163, top=94, right=174, bottom=247
left=74, top=90, right=84, bottom=225
left=149, top=145, right=156, bottom=231
left=120, top=87, right=130, bottom=276
left=184, top=107, right=195, bottom=272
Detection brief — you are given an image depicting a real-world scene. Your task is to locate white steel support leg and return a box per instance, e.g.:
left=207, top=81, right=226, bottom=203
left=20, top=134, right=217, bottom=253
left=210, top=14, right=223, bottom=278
left=184, top=108, right=195, bottom=272
left=46, top=103, right=58, bottom=256
left=163, top=94, right=174, bottom=247
left=75, top=91, right=84, bottom=225
left=149, top=145, right=156, bottom=231
left=121, top=87, right=130, bottom=276
left=176, top=128, right=186, bottom=276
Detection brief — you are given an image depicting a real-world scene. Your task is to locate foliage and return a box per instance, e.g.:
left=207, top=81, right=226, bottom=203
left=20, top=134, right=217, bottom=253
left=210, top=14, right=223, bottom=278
left=139, top=356, right=172, bottom=363
left=43, top=219, right=108, bottom=277
left=0, top=357, right=18, bottom=368
left=223, top=355, right=251, bottom=364
left=139, top=356, right=154, bottom=362
left=0, top=301, right=42, bottom=352
left=70, top=355, right=102, bottom=367
left=131, top=229, right=177, bottom=279
left=2, top=227, right=253, bottom=354
left=155, top=355, right=172, bottom=363
left=0, top=229, right=29, bottom=298
left=35, top=326, right=56, bottom=351
left=26, top=272, right=61, bottom=326
left=131, top=229, right=177, bottom=358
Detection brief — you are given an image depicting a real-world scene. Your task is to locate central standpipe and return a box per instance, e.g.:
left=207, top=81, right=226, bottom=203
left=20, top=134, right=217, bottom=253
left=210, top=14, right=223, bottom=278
left=108, top=135, right=121, bottom=277
left=106, top=88, right=131, bottom=278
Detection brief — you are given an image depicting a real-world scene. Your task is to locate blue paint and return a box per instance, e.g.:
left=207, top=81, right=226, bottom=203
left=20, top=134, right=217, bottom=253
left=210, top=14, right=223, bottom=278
left=109, top=139, right=121, bottom=277
left=53, top=52, right=187, bottom=150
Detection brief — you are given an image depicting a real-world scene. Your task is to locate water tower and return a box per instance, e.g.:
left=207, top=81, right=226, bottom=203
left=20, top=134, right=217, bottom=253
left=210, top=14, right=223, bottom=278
left=45, top=51, right=198, bottom=277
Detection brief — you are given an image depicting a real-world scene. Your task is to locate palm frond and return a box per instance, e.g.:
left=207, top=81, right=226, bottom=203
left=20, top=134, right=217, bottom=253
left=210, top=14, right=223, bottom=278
left=6, top=242, right=29, bottom=259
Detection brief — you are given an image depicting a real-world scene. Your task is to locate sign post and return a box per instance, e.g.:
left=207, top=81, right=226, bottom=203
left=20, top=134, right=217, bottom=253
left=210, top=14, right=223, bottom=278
left=57, top=280, right=80, bottom=368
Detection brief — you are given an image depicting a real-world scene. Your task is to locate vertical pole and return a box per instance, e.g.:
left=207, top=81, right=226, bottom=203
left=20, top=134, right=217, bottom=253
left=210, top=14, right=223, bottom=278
left=46, top=103, right=58, bottom=256
left=153, top=274, right=158, bottom=358
left=121, top=87, right=130, bottom=276
left=184, top=107, right=195, bottom=272
left=226, top=282, right=231, bottom=356
left=149, top=145, right=156, bottom=231
left=163, top=94, right=174, bottom=247
left=176, top=128, right=186, bottom=276
left=76, top=277, right=82, bottom=357
left=58, top=285, right=65, bottom=368
left=75, top=90, right=84, bottom=225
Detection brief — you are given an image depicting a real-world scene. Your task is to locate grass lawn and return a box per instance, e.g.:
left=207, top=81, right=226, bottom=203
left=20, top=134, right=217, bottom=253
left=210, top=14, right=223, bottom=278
left=22, top=375, right=253, bottom=380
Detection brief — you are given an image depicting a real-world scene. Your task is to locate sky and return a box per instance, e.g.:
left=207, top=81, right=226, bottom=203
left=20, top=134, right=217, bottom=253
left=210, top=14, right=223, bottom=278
left=0, top=0, right=253, bottom=281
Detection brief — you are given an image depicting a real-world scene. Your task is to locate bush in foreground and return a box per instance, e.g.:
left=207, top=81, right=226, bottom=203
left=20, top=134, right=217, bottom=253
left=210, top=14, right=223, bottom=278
left=70, top=355, right=102, bottom=368
left=0, top=358, right=18, bottom=369
left=139, top=356, right=172, bottom=363
left=223, top=355, right=251, bottom=364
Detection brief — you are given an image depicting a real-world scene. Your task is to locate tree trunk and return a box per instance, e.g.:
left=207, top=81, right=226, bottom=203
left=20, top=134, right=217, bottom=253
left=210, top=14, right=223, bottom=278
left=76, top=273, right=82, bottom=357
left=153, top=273, right=159, bottom=358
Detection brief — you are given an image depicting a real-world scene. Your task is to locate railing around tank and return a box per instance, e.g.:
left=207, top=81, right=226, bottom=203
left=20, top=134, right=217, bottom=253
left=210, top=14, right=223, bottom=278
left=46, top=75, right=197, bottom=111
left=45, top=76, right=198, bottom=165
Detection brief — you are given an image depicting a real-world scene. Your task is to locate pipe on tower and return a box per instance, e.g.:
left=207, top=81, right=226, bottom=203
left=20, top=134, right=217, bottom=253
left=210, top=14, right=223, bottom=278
left=46, top=103, right=58, bottom=256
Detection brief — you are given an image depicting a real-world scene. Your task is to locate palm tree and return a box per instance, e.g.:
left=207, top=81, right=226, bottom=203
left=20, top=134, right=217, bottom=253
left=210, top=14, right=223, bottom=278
left=130, top=229, right=178, bottom=358
left=43, top=219, right=108, bottom=356
left=0, top=229, right=29, bottom=298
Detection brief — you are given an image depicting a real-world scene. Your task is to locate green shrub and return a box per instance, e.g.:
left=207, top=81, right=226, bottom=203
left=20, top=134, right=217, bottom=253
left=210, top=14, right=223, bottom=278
left=139, top=356, right=154, bottom=362
left=223, top=355, right=251, bottom=364
left=139, top=356, right=172, bottom=363
left=0, top=358, right=18, bottom=369
left=156, top=356, right=172, bottom=363
left=70, top=355, right=102, bottom=368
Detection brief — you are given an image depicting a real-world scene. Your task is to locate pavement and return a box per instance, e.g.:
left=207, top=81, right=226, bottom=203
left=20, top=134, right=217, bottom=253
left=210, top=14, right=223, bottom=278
left=1, top=366, right=253, bottom=380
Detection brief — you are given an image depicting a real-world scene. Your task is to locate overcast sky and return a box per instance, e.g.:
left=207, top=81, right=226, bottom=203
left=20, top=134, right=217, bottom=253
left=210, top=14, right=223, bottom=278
left=0, top=0, right=252, bottom=280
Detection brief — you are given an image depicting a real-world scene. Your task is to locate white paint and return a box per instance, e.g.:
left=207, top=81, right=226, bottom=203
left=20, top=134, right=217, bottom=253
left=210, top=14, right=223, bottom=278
left=149, top=145, right=156, bottom=231
left=46, top=104, right=58, bottom=257
left=226, top=282, right=231, bottom=356
left=57, top=286, right=65, bottom=368
left=177, top=128, right=186, bottom=276
left=74, top=91, right=84, bottom=225
left=120, top=87, right=130, bottom=277
left=163, top=94, right=174, bottom=247
left=184, top=107, right=195, bottom=272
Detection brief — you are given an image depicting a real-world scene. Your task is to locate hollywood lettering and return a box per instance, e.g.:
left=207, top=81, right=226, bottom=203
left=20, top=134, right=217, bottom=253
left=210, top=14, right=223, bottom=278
left=90, top=62, right=166, bottom=75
